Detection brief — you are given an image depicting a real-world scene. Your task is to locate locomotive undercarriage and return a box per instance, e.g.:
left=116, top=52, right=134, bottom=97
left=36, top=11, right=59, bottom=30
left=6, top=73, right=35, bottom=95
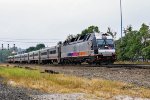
left=60, top=55, right=116, bottom=65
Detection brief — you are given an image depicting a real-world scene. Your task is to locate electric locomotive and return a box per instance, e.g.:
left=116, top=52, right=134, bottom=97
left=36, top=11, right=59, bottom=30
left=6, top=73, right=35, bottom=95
left=60, top=33, right=116, bottom=64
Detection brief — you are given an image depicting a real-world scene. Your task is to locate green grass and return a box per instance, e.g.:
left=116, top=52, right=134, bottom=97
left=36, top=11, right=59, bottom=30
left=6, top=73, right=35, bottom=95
left=0, top=67, right=40, bottom=78
left=0, top=66, right=150, bottom=99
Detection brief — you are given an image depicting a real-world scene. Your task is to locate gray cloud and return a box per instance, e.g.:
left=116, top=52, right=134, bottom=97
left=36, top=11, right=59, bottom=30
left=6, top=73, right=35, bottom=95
left=0, top=0, right=149, bottom=48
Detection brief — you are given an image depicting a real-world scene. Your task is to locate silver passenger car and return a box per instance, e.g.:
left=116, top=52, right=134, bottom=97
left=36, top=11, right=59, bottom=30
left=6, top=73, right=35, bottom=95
left=40, top=46, right=58, bottom=62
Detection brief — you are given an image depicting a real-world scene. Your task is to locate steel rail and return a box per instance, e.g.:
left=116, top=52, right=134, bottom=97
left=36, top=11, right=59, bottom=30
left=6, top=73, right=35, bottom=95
left=7, top=63, right=150, bottom=69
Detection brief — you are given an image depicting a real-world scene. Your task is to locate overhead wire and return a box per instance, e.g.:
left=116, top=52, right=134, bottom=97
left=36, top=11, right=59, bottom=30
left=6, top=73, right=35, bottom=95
left=0, top=39, right=59, bottom=44
left=0, top=38, right=61, bottom=40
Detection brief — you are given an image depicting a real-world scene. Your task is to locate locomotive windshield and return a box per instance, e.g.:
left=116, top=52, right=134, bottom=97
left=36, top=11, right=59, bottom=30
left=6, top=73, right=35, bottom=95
left=97, top=39, right=115, bottom=49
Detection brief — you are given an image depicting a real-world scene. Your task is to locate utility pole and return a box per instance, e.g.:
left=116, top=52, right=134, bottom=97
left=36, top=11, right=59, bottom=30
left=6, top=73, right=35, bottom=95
left=120, top=0, right=123, bottom=43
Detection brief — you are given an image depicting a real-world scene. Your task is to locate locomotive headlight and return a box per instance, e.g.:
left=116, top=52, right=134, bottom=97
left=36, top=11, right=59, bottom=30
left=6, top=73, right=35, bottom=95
left=105, top=46, right=108, bottom=48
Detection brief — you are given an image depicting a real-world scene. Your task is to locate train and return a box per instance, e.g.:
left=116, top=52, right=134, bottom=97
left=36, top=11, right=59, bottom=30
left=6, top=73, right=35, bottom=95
left=7, top=33, right=116, bottom=65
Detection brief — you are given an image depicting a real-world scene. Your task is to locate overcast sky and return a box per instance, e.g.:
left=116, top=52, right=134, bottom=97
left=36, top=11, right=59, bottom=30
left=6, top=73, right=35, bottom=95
left=0, top=0, right=150, bottom=49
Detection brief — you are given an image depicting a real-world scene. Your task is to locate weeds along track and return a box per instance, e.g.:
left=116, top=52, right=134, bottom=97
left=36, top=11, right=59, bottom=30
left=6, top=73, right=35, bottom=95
left=5, top=63, right=150, bottom=69
left=3, top=63, right=150, bottom=88
left=4, top=63, right=150, bottom=74
left=55, top=64, right=150, bottom=69
left=49, top=64, right=150, bottom=69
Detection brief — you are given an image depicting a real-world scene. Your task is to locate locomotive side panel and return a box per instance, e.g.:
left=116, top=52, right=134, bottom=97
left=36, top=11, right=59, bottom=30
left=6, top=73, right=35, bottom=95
left=47, top=47, right=58, bottom=60
left=33, top=51, right=39, bottom=61
left=61, top=41, right=93, bottom=58
left=60, top=40, right=94, bottom=64
left=29, top=52, right=34, bottom=61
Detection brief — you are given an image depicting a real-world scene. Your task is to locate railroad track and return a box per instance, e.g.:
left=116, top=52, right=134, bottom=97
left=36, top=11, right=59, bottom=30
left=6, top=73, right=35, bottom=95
left=40, top=64, right=150, bottom=69
left=6, top=63, right=150, bottom=69
left=86, top=64, right=150, bottom=69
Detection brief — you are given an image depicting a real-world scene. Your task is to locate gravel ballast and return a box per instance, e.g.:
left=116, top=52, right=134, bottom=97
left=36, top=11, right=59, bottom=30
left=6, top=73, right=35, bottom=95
left=41, top=65, right=150, bottom=88
left=0, top=78, right=41, bottom=100
left=0, top=78, right=86, bottom=100
left=0, top=80, right=150, bottom=100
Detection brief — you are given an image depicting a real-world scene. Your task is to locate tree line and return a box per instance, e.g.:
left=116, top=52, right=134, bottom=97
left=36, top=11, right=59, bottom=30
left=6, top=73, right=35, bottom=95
left=0, top=44, right=45, bottom=62
left=0, top=24, right=149, bottom=62
left=65, top=26, right=100, bottom=41
left=65, top=24, right=150, bottom=61
left=116, top=23, right=150, bottom=61
left=25, top=44, right=45, bottom=53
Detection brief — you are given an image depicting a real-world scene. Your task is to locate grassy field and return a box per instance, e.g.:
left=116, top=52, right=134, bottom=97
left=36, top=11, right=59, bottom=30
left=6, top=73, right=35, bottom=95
left=0, top=65, right=150, bottom=99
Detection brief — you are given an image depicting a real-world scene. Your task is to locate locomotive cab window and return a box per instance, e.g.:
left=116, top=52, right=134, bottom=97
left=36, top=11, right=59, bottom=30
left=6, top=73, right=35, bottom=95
left=97, top=39, right=114, bottom=49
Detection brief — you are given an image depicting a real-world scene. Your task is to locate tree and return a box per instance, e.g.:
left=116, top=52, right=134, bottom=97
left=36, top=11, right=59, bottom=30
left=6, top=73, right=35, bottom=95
left=142, top=46, right=150, bottom=60
left=26, top=47, right=36, bottom=53
left=35, top=44, right=45, bottom=50
left=116, top=23, right=150, bottom=61
left=65, top=25, right=100, bottom=42
left=139, top=24, right=150, bottom=60
left=107, top=27, right=117, bottom=39
left=0, top=49, right=11, bottom=62
left=25, top=43, right=45, bottom=53
left=81, top=26, right=100, bottom=36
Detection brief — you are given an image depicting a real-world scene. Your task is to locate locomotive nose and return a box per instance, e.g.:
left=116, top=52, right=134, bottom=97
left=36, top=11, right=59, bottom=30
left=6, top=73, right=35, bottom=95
left=98, top=49, right=115, bottom=56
